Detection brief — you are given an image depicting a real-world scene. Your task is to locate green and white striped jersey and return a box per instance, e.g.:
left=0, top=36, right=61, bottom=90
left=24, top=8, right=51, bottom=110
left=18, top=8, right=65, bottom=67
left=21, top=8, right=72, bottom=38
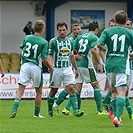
left=130, top=48, right=133, bottom=70
left=69, top=36, right=75, bottom=41
left=73, top=33, right=98, bottom=68
left=48, top=36, right=74, bottom=68
left=98, top=26, right=133, bottom=74
left=20, top=34, right=48, bottom=68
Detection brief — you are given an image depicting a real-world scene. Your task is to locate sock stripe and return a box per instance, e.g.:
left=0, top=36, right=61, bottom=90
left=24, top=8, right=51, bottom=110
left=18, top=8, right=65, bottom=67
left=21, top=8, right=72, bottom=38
left=48, top=94, right=55, bottom=100
left=94, top=88, right=100, bottom=91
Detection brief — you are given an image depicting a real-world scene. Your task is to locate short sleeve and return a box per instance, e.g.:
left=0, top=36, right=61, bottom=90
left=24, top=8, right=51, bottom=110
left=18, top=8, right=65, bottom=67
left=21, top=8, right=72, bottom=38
left=41, top=41, right=48, bottom=59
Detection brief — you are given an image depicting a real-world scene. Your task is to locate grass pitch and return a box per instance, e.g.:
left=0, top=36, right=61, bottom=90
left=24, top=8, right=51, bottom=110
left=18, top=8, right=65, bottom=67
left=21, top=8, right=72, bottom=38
left=0, top=99, right=133, bottom=133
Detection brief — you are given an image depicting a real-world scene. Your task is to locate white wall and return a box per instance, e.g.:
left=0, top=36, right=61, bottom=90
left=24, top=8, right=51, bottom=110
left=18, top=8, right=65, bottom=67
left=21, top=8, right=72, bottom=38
left=55, top=2, right=127, bottom=35
left=0, top=1, right=127, bottom=54
left=0, top=1, right=46, bottom=54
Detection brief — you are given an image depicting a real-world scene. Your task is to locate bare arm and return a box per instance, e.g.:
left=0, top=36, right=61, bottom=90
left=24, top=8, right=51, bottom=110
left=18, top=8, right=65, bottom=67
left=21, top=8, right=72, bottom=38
left=74, top=54, right=83, bottom=60
left=42, top=57, right=53, bottom=73
left=97, top=43, right=106, bottom=52
left=91, top=48, right=103, bottom=73
left=99, top=49, right=105, bottom=63
left=70, top=55, right=79, bottom=79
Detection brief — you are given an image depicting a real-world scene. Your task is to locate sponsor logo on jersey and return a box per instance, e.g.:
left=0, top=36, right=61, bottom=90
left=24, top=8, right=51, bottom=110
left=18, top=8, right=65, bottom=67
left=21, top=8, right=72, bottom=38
left=60, top=47, right=70, bottom=55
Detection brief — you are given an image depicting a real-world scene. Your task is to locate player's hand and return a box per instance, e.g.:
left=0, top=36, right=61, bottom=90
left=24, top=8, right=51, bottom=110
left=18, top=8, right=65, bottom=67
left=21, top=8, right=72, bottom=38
left=75, top=69, right=79, bottom=79
left=98, top=64, right=103, bottom=73
left=129, top=52, right=133, bottom=58
left=48, top=66, right=54, bottom=73
left=75, top=54, right=83, bottom=60
left=1, top=71, right=5, bottom=77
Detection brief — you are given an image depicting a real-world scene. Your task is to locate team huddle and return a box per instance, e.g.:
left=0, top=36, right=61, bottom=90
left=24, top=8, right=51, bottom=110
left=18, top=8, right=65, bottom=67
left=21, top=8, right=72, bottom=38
left=1, top=10, right=131, bottom=128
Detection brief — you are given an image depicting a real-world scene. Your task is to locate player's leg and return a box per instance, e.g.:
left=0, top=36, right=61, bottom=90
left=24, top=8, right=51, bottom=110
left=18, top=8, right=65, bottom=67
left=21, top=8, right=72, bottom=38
left=113, top=73, right=128, bottom=127
left=63, top=84, right=82, bottom=113
left=92, top=82, right=103, bottom=114
left=75, top=84, right=82, bottom=110
left=125, top=71, right=133, bottom=119
left=62, top=68, right=83, bottom=115
left=34, top=88, right=45, bottom=118
left=65, top=84, right=84, bottom=117
left=63, top=67, right=84, bottom=117
left=30, top=64, right=45, bottom=118
left=102, top=78, right=112, bottom=113
left=125, top=93, right=133, bottom=119
left=89, top=68, right=103, bottom=114
left=48, top=68, right=61, bottom=116
left=10, top=84, right=25, bottom=118
left=10, top=63, right=30, bottom=118
left=102, top=90, right=111, bottom=112
left=48, top=88, right=58, bottom=116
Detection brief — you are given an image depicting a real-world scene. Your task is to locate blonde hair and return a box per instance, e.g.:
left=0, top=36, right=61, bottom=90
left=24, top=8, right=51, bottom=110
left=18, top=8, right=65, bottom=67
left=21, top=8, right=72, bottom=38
left=34, top=20, right=45, bottom=32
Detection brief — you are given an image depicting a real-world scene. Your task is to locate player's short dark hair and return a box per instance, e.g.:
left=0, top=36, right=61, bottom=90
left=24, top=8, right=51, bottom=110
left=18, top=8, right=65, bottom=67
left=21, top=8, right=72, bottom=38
left=126, top=18, right=132, bottom=23
left=88, top=21, right=99, bottom=31
left=72, top=23, right=80, bottom=27
left=57, top=22, right=68, bottom=30
left=109, top=18, right=115, bottom=24
left=115, top=10, right=127, bottom=24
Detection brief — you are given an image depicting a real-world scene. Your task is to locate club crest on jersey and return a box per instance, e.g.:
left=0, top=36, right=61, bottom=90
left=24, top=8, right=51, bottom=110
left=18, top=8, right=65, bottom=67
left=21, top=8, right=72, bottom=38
left=60, top=47, right=70, bottom=55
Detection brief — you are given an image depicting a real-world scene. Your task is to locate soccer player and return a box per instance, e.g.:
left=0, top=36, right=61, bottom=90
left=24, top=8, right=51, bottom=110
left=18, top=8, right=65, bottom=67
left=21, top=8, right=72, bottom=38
left=124, top=18, right=132, bottom=30
left=69, top=24, right=82, bottom=40
left=63, top=21, right=104, bottom=115
left=97, top=10, right=133, bottom=127
left=102, top=18, right=133, bottom=120
left=10, top=20, right=53, bottom=119
left=47, top=22, right=84, bottom=117
left=62, top=24, right=82, bottom=115
left=0, top=56, right=4, bottom=77
left=124, top=18, right=133, bottom=119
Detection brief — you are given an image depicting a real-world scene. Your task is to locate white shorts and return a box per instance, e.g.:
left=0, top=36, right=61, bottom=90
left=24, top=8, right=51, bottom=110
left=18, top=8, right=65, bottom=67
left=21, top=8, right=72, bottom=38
left=76, top=67, right=98, bottom=84
left=106, top=73, right=129, bottom=89
left=18, top=62, right=43, bottom=88
left=49, top=67, right=75, bottom=88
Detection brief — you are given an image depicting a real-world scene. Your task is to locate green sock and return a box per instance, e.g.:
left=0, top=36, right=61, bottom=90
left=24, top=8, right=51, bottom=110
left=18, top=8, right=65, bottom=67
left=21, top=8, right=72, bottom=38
left=69, top=94, right=78, bottom=113
left=65, top=90, right=81, bottom=110
left=47, top=94, right=55, bottom=113
left=116, top=96, right=125, bottom=121
left=94, top=88, right=102, bottom=112
left=125, top=96, right=132, bottom=116
left=34, top=106, right=40, bottom=116
left=65, top=98, right=71, bottom=110
left=102, top=90, right=111, bottom=106
left=56, top=89, right=68, bottom=105
left=110, top=98, right=117, bottom=116
left=12, top=98, right=21, bottom=113
left=75, top=90, right=81, bottom=109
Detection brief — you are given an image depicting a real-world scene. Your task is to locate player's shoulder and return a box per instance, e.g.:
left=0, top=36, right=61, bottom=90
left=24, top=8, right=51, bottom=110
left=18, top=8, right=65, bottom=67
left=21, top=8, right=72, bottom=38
left=69, top=36, right=74, bottom=41
left=49, top=36, right=58, bottom=43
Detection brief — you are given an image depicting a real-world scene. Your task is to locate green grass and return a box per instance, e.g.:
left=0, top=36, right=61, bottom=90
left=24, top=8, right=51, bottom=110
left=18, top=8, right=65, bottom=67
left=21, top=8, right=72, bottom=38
left=0, top=99, right=133, bottom=133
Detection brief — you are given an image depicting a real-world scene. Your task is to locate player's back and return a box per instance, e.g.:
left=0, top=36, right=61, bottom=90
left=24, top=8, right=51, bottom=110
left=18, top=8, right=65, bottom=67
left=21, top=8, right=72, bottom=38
left=74, top=33, right=98, bottom=68
left=20, top=34, right=48, bottom=67
left=102, top=26, right=133, bottom=74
